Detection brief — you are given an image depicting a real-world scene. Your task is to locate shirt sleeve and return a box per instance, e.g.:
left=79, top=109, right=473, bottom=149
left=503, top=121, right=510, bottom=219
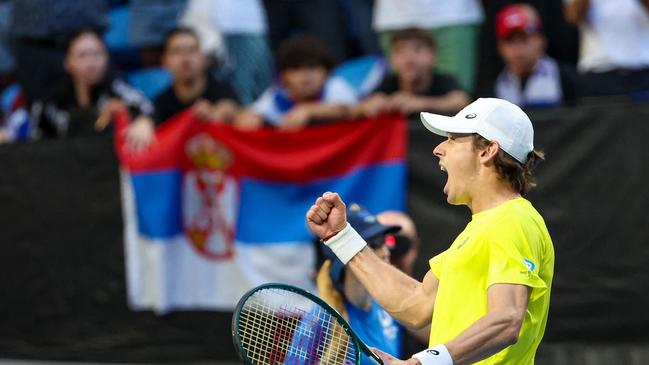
left=250, top=87, right=281, bottom=125
left=428, top=249, right=448, bottom=280
left=485, top=229, right=548, bottom=303
left=111, top=78, right=154, bottom=117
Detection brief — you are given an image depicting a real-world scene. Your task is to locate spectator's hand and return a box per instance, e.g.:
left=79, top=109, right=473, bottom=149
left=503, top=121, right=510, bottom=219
left=192, top=99, right=213, bottom=121
left=96, top=98, right=125, bottom=131
left=306, top=192, right=347, bottom=240
left=279, top=104, right=312, bottom=131
left=388, top=92, right=424, bottom=115
left=0, top=128, right=9, bottom=144
left=125, top=116, right=155, bottom=153
left=233, top=110, right=264, bottom=131
left=358, top=93, right=391, bottom=118
left=210, top=99, right=239, bottom=123
left=372, top=348, right=420, bottom=365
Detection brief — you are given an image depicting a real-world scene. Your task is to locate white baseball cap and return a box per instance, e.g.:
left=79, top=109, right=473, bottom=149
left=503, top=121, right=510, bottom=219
left=420, top=98, right=534, bottom=163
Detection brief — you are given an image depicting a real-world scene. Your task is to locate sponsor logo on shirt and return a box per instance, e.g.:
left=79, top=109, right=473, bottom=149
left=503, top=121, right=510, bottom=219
left=523, top=258, right=536, bottom=272
left=456, top=236, right=470, bottom=249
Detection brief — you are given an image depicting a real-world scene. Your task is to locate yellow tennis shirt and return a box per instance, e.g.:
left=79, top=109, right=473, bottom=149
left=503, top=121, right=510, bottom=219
left=428, top=198, right=554, bottom=364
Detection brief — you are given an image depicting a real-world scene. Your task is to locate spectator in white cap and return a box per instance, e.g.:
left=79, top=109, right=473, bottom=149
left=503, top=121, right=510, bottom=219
left=306, top=98, right=555, bottom=365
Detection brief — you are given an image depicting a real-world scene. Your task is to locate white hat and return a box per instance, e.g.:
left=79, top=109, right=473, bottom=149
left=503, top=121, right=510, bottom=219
left=420, top=98, right=534, bottom=163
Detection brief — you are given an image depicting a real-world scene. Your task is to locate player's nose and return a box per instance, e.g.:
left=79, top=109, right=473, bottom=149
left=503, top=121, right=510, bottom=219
left=433, top=141, right=445, bottom=157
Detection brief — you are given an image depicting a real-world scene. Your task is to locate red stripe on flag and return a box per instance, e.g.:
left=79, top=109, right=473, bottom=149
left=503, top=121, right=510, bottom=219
left=115, top=110, right=407, bottom=183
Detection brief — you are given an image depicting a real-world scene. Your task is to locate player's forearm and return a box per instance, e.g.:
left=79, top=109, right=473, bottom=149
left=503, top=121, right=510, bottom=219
left=443, top=309, right=524, bottom=365
left=347, top=247, right=431, bottom=328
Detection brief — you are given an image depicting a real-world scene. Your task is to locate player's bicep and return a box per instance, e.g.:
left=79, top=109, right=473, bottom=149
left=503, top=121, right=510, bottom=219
left=487, top=283, right=530, bottom=333
left=408, top=270, right=439, bottom=328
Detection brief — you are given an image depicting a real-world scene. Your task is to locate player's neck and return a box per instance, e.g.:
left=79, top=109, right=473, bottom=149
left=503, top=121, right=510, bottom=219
left=467, top=180, right=521, bottom=215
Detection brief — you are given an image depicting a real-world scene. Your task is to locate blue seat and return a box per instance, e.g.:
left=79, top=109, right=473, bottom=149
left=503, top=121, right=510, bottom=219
left=104, top=5, right=140, bottom=69
left=331, top=55, right=387, bottom=98
left=126, top=68, right=173, bottom=100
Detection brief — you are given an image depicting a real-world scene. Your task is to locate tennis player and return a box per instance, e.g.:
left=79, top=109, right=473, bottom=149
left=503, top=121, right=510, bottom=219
left=306, top=98, right=554, bottom=365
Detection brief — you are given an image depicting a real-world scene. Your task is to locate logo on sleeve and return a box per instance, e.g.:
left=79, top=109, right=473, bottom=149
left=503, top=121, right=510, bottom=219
left=523, top=259, right=536, bottom=272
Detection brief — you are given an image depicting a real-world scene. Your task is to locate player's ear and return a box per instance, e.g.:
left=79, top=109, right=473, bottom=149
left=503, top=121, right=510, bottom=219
left=479, top=141, right=500, bottom=164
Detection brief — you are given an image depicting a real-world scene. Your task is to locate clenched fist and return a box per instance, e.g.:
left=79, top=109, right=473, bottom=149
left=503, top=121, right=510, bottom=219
left=306, top=192, right=348, bottom=240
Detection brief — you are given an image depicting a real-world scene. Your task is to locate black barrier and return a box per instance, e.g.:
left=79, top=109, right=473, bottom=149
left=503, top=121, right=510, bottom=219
left=0, top=101, right=648, bottom=362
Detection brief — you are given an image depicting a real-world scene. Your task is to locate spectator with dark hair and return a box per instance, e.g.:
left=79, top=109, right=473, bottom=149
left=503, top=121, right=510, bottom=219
left=494, top=4, right=578, bottom=108
left=10, top=0, right=108, bottom=105
left=236, top=34, right=357, bottom=130
left=355, top=28, right=470, bottom=119
left=373, top=0, right=484, bottom=93
left=31, top=29, right=154, bottom=150
left=153, top=27, right=240, bottom=126
left=564, top=0, right=649, bottom=96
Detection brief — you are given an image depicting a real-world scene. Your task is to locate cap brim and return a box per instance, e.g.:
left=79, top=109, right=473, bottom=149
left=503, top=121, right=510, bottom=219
left=359, top=224, right=401, bottom=243
left=420, top=112, right=476, bottom=136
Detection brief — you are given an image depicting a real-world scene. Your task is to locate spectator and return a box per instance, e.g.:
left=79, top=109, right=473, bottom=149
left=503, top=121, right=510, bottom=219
left=355, top=29, right=470, bottom=119
left=564, top=0, right=649, bottom=96
left=129, top=0, right=188, bottom=67
left=181, top=0, right=273, bottom=105
left=31, top=29, right=154, bottom=150
left=154, top=27, right=240, bottom=126
left=376, top=210, right=421, bottom=277
left=314, top=203, right=404, bottom=364
left=10, top=0, right=108, bottom=106
left=494, top=4, right=578, bottom=108
left=373, top=0, right=484, bottom=93
left=263, top=0, right=350, bottom=62
left=236, top=34, right=356, bottom=130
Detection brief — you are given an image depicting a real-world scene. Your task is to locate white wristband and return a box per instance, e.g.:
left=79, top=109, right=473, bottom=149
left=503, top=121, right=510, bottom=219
left=412, top=344, right=453, bottom=365
left=323, top=224, right=366, bottom=264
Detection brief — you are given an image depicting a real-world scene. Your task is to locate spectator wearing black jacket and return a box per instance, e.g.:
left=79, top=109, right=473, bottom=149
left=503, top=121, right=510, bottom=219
left=354, top=28, right=470, bottom=119
left=32, top=29, right=154, bottom=151
left=153, top=27, right=240, bottom=126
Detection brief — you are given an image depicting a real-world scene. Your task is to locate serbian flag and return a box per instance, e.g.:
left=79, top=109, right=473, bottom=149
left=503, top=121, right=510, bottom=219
left=115, top=111, right=407, bottom=313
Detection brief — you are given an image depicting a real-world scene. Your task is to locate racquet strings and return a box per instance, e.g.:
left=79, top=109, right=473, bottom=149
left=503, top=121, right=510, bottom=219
left=237, top=287, right=357, bottom=365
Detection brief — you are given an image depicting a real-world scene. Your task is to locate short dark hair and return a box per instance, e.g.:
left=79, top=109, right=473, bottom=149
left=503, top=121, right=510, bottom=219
left=162, top=26, right=200, bottom=53
left=276, top=34, right=336, bottom=72
left=390, top=28, right=437, bottom=51
left=472, top=134, right=544, bottom=195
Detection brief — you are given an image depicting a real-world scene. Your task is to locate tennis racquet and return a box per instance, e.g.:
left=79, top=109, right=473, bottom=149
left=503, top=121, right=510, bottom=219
left=232, top=283, right=384, bottom=365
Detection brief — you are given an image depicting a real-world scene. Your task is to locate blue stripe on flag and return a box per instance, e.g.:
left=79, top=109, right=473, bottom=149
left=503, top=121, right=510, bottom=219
left=131, top=170, right=183, bottom=238
left=236, top=163, right=406, bottom=244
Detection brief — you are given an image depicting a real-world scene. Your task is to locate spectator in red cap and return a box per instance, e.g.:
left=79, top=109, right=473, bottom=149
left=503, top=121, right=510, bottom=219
left=494, top=4, right=578, bottom=108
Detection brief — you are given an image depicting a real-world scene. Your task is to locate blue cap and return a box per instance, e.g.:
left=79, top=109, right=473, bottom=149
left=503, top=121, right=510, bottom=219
left=323, top=203, right=401, bottom=294
left=347, top=203, right=401, bottom=245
